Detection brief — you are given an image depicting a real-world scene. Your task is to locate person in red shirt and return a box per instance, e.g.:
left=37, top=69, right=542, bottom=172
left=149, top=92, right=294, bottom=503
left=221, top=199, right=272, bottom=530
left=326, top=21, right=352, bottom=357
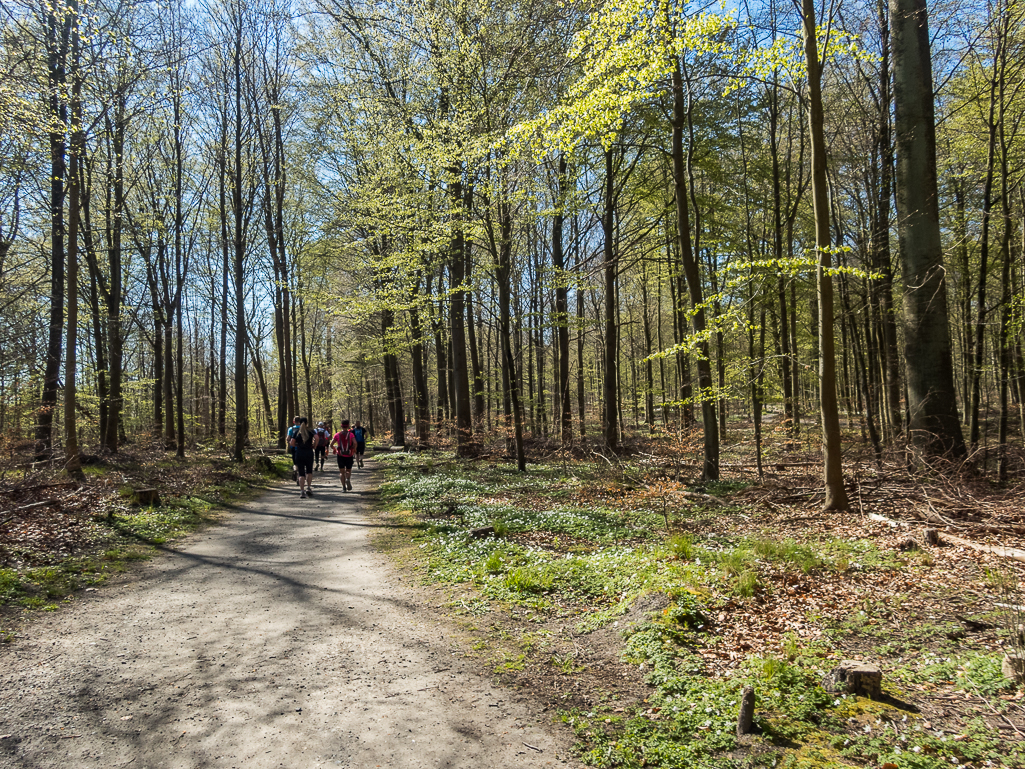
left=331, top=420, right=356, bottom=491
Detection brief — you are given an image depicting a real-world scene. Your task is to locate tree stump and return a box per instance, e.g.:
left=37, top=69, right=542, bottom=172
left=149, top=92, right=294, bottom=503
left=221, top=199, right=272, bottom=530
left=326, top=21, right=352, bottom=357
left=470, top=526, right=495, bottom=539
left=824, top=661, right=882, bottom=699
left=736, top=685, right=755, bottom=736
left=1003, top=654, right=1025, bottom=683
left=132, top=488, right=161, bottom=507
left=924, top=528, right=940, bottom=546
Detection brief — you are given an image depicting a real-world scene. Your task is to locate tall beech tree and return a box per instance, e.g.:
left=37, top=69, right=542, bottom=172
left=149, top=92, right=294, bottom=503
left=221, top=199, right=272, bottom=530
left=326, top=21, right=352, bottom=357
left=891, top=0, right=966, bottom=456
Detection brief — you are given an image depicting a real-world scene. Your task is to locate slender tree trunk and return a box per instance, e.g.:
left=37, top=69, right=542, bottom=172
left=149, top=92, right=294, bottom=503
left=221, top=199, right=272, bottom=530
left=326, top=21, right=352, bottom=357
left=464, top=183, right=485, bottom=429
left=671, top=59, right=718, bottom=479
left=970, top=73, right=998, bottom=449
left=769, top=77, right=795, bottom=429
left=408, top=294, right=430, bottom=442
left=996, top=23, right=1013, bottom=480
left=495, top=201, right=525, bottom=470
left=449, top=169, right=473, bottom=453
left=874, top=0, right=902, bottom=439
left=38, top=7, right=70, bottom=452
left=164, top=317, right=175, bottom=446
left=64, top=16, right=83, bottom=477
left=429, top=272, right=449, bottom=422
left=217, top=111, right=229, bottom=442
left=602, top=148, right=619, bottom=451
left=382, top=307, right=406, bottom=446
left=801, top=0, right=849, bottom=509
left=553, top=155, right=573, bottom=443
left=232, top=17, right=247, bottom=462
left=576, top=283, right=586, bottom=437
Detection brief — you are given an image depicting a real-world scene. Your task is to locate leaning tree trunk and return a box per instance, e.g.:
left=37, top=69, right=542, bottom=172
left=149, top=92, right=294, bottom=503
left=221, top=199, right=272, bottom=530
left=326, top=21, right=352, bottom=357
left=891, top=0, right=966, bottom=456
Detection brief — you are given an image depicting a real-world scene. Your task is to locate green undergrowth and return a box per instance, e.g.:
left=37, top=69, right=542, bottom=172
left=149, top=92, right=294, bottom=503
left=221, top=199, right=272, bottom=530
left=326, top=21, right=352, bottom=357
left=1, top=454, right=289, bottom=625
left=378, top=452, right=1024, bottom=769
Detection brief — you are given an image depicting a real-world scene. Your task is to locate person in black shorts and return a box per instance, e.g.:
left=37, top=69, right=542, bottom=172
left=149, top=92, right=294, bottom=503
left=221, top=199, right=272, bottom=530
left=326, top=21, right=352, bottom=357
left=289, top=417, right=319, bottom=499
left=331, top=420, right=356, bottom=491
left=314, top=421, right=330, bottom=471
left=352, top=420, right=369, bottom=469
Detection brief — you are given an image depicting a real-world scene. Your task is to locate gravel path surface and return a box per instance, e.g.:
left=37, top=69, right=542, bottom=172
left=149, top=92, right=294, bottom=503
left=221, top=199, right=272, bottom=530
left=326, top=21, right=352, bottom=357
left=0, top=463, right=579, bottom=768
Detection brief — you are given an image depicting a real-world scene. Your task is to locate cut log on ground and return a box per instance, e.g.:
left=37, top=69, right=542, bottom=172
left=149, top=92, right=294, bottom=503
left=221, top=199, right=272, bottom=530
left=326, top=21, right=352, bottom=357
left=132, top=488, right=162, bottom=507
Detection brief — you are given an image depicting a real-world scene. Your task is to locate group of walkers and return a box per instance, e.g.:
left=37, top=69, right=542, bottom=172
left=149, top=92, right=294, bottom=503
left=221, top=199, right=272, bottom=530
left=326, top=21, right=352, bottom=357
left=286, top=417, right=369, bottom=499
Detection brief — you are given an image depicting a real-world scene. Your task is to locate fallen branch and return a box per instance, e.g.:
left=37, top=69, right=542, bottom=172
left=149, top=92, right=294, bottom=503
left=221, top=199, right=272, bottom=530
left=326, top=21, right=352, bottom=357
left=5, top=498, right=60, bottom=516
left=940, top=533, right=1025, bottom=564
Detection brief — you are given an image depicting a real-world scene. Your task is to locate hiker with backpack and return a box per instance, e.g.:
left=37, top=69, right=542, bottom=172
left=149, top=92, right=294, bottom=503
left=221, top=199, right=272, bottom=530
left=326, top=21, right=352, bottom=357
left=286, top=415, right=301, bottom=482
left=331, top=420, right=356, bottom=491
left=352, top=420, right=369, bottom=469
left=289, top=417, right=319, bottom=499
left=314, top=421, right=331, bottom=471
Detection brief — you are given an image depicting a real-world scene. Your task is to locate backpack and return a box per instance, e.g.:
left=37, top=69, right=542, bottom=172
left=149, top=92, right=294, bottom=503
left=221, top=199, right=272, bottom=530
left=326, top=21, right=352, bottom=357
left=335, top=431, right=354, bottom=456
left=316, top=427, right=329, bottom=445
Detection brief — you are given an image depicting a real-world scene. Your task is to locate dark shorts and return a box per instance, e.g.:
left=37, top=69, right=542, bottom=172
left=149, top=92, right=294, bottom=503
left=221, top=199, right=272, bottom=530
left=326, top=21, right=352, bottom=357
left=315, top=445, right=327, bottom=458
left=336, top=455, right=354, bottom=470
left=355, top=442, right=366, bottom=455
left=295, top=451, right=314, bottom=477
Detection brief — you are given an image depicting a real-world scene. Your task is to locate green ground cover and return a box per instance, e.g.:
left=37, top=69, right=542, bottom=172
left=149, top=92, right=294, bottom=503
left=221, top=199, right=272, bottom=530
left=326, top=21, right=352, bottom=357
left=377, top=451, right=1025, bottom=769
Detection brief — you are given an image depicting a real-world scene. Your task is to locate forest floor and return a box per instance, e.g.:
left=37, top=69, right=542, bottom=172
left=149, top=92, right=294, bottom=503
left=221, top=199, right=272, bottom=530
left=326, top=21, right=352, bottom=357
left=371, top=421, right=1025, bottom=768
left=1, top=424, right=1024, bottom=768
left=0, top=454, right=579, bottom=768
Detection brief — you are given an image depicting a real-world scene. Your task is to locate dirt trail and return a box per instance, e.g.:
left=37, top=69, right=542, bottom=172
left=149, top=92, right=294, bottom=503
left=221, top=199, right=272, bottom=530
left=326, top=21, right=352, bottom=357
left=0, top=463, right=578, bottom=768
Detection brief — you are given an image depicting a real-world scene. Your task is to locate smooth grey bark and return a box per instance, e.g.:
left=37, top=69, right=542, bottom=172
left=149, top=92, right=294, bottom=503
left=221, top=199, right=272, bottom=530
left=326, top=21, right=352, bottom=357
left=890, top=0, right=966, bottom=456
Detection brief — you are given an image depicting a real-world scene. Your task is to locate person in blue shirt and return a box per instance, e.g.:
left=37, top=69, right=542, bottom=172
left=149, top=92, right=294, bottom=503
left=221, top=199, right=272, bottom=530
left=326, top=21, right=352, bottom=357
left=352, top=420, right=369, bottom=469
left=285, top=415, right=301, bottom=481
left=289, top=417, right=320, bottom=499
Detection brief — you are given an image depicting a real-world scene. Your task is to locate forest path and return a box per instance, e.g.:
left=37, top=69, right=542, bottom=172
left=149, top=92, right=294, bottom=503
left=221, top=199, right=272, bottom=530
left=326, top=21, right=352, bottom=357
left=0, top=461, right=577, bottom=768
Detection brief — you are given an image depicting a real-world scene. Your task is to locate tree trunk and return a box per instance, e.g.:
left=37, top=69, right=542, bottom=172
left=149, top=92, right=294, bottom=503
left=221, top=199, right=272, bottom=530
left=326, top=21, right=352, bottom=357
left=602, top=147, right=619, bottom=451
left=408, top=291, right=430, bottom=442
left=496, top=200, right=526, bottom=470
left=891, top=0, right=967, bottom=456
left=232, top=17, right=247, bottom=462
left=64, top=16, right=83, bottom=477
left=671, top=59, right=718, bottom=479
left=449, top=167, right=473, bottom=453
left=382, top=307, right=405, bottom=446
left=873, top=0, right=903, bottom=439
left=801, top=0, right=849, bottom=509
left=39, top=7, right=70, bottom=451
left=553, top=155, right=573, bottom=443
